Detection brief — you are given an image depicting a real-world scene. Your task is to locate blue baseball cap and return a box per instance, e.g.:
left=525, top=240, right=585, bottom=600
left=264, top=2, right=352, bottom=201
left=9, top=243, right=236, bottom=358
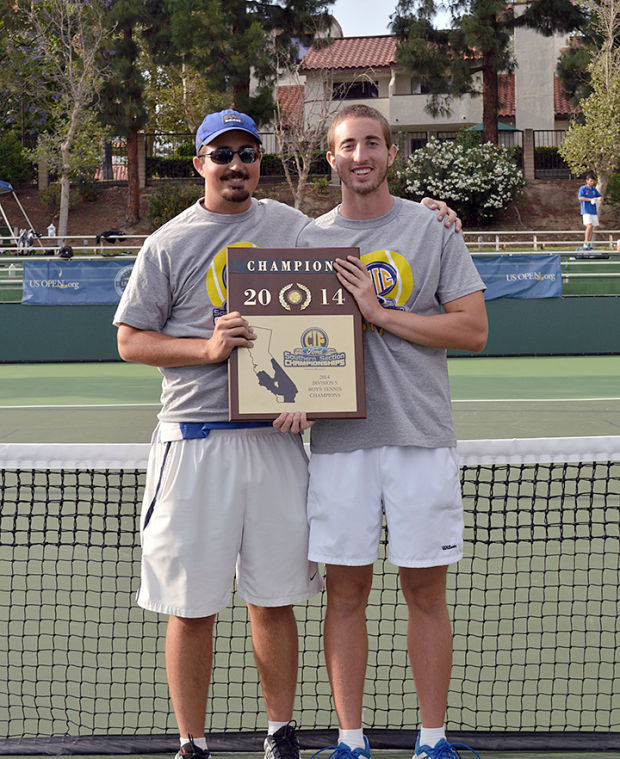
left=195, top=109, right=262, bottom=153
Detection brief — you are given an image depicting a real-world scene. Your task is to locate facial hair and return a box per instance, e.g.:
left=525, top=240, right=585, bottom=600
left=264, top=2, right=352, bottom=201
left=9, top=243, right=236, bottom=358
left=337, top=160, right=389, bottom=196
left=220, top=170, right=251, bottom=203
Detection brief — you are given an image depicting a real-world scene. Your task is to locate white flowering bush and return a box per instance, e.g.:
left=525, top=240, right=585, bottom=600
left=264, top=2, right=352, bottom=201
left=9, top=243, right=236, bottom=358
left=393, top=138, right=525, bottom=225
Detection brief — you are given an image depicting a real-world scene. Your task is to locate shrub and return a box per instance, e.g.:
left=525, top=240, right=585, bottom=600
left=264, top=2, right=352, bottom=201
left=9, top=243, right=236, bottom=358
left=606, top=173, right=620, bottom=206
left=146, top=183, right=203, bottom=227
left=174, top=142, right=196, bottom=158
left=394, top=138, right=525, bottom=225
left=0, top=132, right=33, bottom=187
left=260, top=150, right=330, bottom=178
left=74, top=170, right=100, bottom=202
left=39, top=183, right=80, bottom=214
left=387, top=152, right=408, bottom=197
left=146, top=156, right=195, bottom=179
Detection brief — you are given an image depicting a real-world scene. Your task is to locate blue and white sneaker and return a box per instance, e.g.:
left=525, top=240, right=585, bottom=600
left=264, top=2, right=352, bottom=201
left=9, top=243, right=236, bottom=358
left=415, top=736, right=481, bottom=759
left=311, top=737, right=371, bottom=759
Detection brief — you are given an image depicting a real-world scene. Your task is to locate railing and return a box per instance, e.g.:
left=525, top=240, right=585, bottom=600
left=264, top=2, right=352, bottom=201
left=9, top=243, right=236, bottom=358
left=2, top=232, right=619, bottom=302
left=3, top=230, right=618, bottom=256
left=0, top=234, right=148, bottom=257
left=462, top=229, right=620, bottom=253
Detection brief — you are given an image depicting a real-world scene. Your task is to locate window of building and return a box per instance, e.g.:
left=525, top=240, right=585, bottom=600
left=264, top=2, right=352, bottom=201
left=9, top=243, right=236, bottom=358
left=290, top=36, right=312, bottom=64
left=411, top=79, right=431, bottom=95
left=333, top=80, right=379, bottom=100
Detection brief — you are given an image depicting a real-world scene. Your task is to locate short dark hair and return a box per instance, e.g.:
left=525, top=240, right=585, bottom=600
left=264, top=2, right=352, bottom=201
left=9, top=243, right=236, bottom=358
left=327, top=105, right=393, bottom=153
left=585, top=171, right=596, bottom=181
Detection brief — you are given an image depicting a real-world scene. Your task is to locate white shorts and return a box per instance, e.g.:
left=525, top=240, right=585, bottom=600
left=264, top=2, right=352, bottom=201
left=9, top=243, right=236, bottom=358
left=137, top=425, right=323, bottom=617
left=307, top=445, right=463, bottom=568
left=583, top=214, right=599, bottom=226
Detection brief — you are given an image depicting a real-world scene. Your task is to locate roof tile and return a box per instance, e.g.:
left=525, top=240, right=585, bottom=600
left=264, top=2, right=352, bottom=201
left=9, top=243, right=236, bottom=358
left=301, top=35, right=397, bottom=71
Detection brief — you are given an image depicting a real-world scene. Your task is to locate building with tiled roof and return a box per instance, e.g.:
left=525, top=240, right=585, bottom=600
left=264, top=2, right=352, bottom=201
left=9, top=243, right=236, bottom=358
left=281, top=21, right=578, bottom=163
left=301, top=35, right=397, bottom=72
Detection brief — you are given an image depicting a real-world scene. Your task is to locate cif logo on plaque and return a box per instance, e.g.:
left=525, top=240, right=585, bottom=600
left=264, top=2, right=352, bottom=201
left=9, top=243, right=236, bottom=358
left=301, top=327, right=329, bottom=353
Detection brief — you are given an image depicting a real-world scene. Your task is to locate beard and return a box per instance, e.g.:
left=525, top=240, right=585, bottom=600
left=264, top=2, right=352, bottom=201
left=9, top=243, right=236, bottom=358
left=220, top=170, right=252, bottom=203
left=337, top=160, right=389, bottom=196
left=221, top=188, right=251, bottom=203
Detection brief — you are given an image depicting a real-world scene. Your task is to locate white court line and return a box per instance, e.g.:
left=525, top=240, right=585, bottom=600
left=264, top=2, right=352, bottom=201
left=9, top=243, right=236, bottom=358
left=452, top=397, right=620, bottom=403
left=0, top=403, right=161, bottom=409
left=1, top=398, right=619, bottom=409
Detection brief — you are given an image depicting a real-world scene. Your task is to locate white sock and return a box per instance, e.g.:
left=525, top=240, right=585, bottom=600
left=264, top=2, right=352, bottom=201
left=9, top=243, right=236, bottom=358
left=339, top=728, right=365, bottom=750
left=181, top=736, right=208, bottom=750
left=268, top=721, right=290, bottom=735
left=419, top=726, right=446, bottom=748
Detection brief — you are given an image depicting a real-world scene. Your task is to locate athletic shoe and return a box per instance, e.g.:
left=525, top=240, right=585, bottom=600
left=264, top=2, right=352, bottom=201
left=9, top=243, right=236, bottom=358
left=175, top=735, right=210, bottom=759
left=310, top=737, right=371, bottom=759
left=264, top=722, right=301, bottom=759
left=415, top=736, right=481, bottom=759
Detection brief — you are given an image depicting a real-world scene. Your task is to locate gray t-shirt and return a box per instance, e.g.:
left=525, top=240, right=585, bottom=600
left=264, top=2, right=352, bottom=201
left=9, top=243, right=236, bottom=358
left=114, top=198, right=310, bottom=422
left=297, top=197, right=485, bottom=454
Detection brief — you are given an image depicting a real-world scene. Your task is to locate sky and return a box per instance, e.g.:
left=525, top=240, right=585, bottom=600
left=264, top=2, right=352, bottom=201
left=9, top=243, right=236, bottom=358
left=329, top=0, right=451, bottom=36
left=329, top=0, right=394, bottom=36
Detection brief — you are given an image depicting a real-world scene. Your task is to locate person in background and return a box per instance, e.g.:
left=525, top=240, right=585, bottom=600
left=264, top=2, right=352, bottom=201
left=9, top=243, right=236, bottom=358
left=578, top=171, right=602, bottom=251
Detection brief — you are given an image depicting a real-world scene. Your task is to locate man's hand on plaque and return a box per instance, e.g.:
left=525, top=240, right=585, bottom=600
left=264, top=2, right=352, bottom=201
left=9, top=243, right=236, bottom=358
left=273, top=412, right=314, bottom=434
left=208, top=311, right=256, bottom=362
left=333, top=256, right=384, bottom=325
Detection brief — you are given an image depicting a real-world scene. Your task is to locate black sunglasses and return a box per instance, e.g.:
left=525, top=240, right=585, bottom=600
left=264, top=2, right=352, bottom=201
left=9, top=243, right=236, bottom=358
left=198, top=147, right=261, bottom=165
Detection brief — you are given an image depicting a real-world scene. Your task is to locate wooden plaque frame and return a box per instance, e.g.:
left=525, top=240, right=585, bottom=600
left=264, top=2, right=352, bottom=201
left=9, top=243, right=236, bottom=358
left=227, top=247, right=366, bottom=421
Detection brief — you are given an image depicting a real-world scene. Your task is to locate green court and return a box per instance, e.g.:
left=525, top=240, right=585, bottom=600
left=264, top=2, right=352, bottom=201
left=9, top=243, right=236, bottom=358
left=1, top=355, right=619, bottom=442
left=1, top=357, right=619, bottom=758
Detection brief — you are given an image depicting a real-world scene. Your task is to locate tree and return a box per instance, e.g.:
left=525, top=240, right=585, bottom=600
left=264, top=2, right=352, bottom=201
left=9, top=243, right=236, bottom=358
left=0, top=0, right=56, bottom=149
left=98, top=0, right=165, bottom=225
left=559, top=0, right=620, bottom=205
left=141, top=57, right=229, bottom=134
left=557, top=0, right=620, bottom=107
left=164, top=0, right=335, bottom=126
left=272, top=31, right=347, bottom=211
left=97, top=0, right=334, bottom=223
left=272, top=55, right=378, bottom=210
left=391, top=0, right=586, bottom=145
left=21, top=0, right=111, bottom=240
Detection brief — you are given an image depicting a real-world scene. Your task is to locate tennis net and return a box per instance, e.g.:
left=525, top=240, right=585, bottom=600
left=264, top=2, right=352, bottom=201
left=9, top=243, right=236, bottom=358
left=0, top=437, right=618, bottom=755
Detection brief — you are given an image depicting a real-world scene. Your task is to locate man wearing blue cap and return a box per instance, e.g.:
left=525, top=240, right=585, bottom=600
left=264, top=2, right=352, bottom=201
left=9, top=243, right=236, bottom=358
left=114, top=108, right=457, bottom=759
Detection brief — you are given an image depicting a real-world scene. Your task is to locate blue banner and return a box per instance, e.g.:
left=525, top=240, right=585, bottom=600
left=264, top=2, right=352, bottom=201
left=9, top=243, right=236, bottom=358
left=473, top=254, right=562, bottom=300
left=22, top=260, right=134, bottom=305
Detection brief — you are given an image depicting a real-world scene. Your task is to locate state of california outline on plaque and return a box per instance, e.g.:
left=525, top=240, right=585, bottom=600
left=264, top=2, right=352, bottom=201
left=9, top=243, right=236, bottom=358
left=227, top=247, right=366, bottom=421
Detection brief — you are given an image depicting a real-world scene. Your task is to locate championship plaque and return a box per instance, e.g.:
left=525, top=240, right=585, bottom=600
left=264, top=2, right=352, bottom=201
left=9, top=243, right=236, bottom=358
left=227, top=247, right=366, bottom=421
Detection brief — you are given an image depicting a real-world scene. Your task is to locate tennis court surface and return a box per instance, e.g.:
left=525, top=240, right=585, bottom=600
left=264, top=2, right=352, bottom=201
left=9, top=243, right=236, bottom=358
left=1, top=356, right=619, bottom=442
left=1, top=357, right=618, bottom=757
